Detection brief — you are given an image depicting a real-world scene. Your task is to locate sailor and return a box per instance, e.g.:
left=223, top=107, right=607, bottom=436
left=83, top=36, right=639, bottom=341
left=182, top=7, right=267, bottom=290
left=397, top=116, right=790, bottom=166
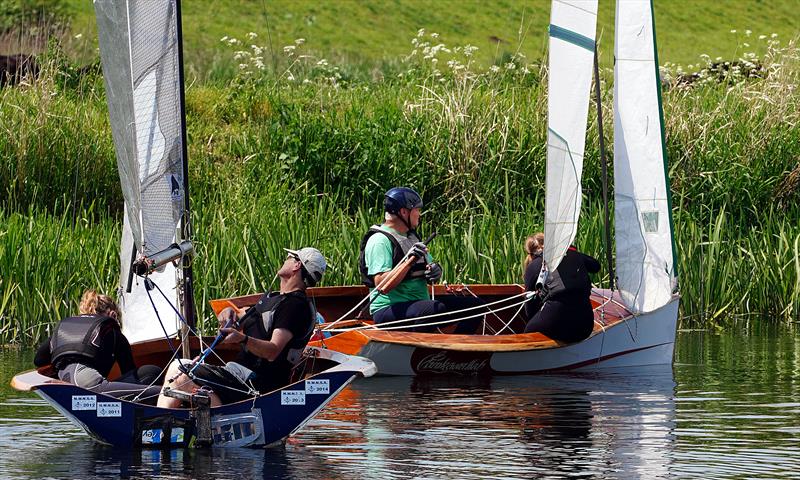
left=157, top=247, right=326, bottom=408
left=34, top=289, right=162, bottom=399
left=523, top=232, right=601, bottom=342
left=358, top=187, right=484, bottom=333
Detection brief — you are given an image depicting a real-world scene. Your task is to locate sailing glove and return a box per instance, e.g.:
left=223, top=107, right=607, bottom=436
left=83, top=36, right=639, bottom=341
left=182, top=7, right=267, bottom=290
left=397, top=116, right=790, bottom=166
left=425, top=262, right=443, bottom=283
left=406, top=242, right=428, bottom=260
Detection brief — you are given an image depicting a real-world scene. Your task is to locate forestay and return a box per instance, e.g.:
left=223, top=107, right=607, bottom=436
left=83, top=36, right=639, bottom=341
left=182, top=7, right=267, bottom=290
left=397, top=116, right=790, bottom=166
left=544, top=0, right=598, bottom=271
left=95, top=0, right=185, bottom=342
left=613, top=0, right=677, bottom=313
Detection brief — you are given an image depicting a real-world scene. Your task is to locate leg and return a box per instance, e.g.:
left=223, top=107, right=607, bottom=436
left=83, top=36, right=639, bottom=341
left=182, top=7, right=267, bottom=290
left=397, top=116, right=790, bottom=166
left=437, top=296, right=487, bottom=334
left=373, top=300, right=444, bottom=332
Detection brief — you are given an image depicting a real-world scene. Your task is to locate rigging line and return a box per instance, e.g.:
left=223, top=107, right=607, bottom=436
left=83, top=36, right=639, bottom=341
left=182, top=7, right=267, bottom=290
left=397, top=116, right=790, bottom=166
left=493, top=302, right=527, bottom=335
left=360, top=291, right=531, bottom=331
left=132, top=327, right=191, bottom=403
left=593, top=41, right=615, bottom=292
left=327, top=293, right=535, bottom=333
left=144, top=277, right=178, bottom=358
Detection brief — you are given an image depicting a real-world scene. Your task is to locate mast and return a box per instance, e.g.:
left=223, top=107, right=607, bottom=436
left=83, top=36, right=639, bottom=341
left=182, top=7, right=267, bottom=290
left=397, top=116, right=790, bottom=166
left=593, top=44, right=615, bottom=291
left=175, top=0, right=196, bottom=358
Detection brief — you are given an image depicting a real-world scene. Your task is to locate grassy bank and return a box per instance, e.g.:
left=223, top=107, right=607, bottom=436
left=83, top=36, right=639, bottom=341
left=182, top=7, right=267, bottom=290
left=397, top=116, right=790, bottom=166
left=1, top=30, right=799, bottom=344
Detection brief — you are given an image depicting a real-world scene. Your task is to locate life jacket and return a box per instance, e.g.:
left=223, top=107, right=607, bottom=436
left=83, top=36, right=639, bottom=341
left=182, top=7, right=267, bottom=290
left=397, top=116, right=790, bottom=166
left=358, top=225, right=427, bottom=288
left=49, top=315, right=118, bottom=370
left=541, top=246, right=591, bottom=301
left=238, top=291, right=315, bottom=368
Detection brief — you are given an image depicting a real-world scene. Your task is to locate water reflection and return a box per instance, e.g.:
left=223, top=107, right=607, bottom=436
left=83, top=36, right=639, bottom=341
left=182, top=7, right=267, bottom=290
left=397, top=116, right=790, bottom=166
left=6, top=330, right=798, bottom=478
left=293, top=366, right=677, bottom=478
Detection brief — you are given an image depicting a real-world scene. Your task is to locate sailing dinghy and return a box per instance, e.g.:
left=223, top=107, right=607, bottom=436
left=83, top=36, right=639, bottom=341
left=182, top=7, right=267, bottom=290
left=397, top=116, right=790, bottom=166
left=214, top=0, right=679, bottom=376
left=11, top=0, right=375, bottom=448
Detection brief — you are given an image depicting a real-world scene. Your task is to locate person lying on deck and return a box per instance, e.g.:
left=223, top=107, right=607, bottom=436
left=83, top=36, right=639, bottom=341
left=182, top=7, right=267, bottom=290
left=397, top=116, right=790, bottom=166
left=358, top=186, right=485, bottom=334
left=523, top=232, right=601, bottom=343
left=34, top=289, right=162, bottom=400
left=157, top=247, right=327, bottom=408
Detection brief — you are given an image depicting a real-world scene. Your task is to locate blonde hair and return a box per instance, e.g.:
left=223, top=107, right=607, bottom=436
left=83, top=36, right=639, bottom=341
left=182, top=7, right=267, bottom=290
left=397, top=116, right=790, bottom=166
left=79, top=289, right=121, bottom=320
left=523, top=232, right=545, bottom=270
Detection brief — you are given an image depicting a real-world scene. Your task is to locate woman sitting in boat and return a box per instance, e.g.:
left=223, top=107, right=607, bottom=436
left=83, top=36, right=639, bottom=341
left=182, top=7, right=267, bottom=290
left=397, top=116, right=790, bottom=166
left=359, top=187, right=484, bottom=334
left=523, top=233, right=601, bottom=343
left=157, top=247, right=326, bottom=408
left=34, top=289, right=162, bottom=399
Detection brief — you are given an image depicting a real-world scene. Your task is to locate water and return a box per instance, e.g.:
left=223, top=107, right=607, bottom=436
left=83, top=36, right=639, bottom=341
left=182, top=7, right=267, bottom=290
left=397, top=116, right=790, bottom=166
left=1, top=329, right=799, bottom=479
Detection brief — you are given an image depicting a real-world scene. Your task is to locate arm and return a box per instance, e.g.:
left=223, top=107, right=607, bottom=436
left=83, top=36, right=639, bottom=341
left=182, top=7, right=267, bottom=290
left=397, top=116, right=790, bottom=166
left=581, top=253, right=601, bottom=274
left=220, top=327, right=293, bottom=362
left=373, top=256, right=416, bottom=293
left=33, top=338, right=52, bottom=367
left=113, top=328, right=137, bottom=374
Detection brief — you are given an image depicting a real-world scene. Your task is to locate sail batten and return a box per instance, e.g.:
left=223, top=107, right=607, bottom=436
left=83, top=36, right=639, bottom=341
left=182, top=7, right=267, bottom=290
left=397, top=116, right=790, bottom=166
left=544, top=0, right=598, bottom=271
left=613, top=0, right=677, bottom=313
left=95, top=0, right=186, bottom=342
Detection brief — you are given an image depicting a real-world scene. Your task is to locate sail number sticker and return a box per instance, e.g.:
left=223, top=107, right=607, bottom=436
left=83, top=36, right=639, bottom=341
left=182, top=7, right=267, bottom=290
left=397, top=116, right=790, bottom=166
left=72, top=395, right=96, bottom=411
left=97, top=402, right=122, bottom=417
left=281, top=390, right=306, bottom=406
left=305, top=379, right=330, bottom=394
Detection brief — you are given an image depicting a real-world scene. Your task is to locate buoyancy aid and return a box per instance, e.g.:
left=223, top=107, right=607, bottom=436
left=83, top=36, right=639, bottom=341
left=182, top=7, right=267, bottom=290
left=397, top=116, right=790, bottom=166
left=237, top=291, right=315, bottom=371
left=49, top=315, right=118, bottom=370
left=358, top=225, right=428, bottom=288
left=542, top=247, right=591, bottom=301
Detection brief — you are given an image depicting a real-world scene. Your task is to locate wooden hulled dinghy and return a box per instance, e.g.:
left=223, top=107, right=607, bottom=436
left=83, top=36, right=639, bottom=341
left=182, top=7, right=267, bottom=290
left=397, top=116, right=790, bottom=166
left=211, top=286, right=679, bottom=376
left=214, top=0, right=679, bottom=377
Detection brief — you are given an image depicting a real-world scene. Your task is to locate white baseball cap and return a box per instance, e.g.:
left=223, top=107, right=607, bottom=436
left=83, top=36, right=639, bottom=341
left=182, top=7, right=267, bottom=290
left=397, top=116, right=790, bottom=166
left=283, top=247, right=327, bottom=286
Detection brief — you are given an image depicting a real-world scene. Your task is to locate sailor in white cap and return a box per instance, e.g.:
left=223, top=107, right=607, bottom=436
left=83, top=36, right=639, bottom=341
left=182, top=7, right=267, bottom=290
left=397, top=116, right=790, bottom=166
left=158, top=247, right=327, bottom=408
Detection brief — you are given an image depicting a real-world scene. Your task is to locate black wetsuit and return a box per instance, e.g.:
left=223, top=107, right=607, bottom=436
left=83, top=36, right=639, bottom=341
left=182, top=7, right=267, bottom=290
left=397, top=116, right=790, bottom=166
left=35, top=315, right=161, bottom=401
left=523, top=248, right=601, bottom=342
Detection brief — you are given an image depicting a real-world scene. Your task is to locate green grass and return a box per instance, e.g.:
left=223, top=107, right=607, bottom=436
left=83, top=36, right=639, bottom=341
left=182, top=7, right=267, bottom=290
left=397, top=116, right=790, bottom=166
left=12, top=0, right=796, bottom=78
left=1, top=7, right=799, bottom=344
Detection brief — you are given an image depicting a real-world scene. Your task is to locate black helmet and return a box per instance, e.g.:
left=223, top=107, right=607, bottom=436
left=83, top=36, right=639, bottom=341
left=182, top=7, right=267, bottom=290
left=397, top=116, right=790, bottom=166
left=384, top=187, right=423, bottom=214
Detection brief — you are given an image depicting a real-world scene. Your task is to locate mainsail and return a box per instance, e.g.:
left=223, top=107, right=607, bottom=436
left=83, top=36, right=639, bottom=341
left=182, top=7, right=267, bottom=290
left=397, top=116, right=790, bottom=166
left=613, top=0, right=677, bottom=313
left=95, top=0, right=187, bottom=342
left=544, top=0, right=598, bottom=271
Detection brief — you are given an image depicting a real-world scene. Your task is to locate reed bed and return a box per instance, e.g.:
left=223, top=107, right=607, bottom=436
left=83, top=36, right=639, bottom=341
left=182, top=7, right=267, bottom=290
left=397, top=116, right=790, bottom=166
left=1, top=33, right=799, bottom=344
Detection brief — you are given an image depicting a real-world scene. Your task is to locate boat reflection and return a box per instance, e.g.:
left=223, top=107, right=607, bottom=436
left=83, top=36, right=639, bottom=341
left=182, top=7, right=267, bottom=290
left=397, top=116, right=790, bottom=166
left=297, top=364, right=677, bottom=477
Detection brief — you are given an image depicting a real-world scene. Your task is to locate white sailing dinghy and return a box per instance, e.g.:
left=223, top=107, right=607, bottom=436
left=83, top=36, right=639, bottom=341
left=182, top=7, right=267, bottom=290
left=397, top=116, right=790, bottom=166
left=12, top=0, right=375, bottom=448
left=212, top=0, right=679, bottom=376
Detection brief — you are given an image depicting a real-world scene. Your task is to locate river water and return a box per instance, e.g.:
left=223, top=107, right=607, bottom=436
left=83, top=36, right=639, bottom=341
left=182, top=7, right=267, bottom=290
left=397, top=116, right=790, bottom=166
left=1, top=329, right=798, bottom=479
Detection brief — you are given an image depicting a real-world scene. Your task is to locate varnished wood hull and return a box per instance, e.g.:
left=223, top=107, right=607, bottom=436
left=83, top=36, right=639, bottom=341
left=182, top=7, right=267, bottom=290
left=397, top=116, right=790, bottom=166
left=213, top=285, right=679, bottom=376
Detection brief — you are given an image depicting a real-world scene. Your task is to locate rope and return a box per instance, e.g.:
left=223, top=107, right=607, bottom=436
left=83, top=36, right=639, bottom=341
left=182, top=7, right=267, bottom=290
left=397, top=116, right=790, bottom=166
left=326, top=292, right=535, bottom=333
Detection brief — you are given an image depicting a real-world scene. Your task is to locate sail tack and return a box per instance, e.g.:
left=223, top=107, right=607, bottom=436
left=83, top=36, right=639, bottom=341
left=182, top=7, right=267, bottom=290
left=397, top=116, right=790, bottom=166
left=95, top=0, right=185, bottom=342
left=544, top=0, right=598, bottom=271
left=613, top=0, right=677, bottom=313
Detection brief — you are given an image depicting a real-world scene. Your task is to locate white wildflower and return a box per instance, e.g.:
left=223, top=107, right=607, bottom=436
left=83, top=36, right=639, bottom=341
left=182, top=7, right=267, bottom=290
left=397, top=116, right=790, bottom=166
left=303, top=78, right=311, bottom=84
left=317, top=59, right=328, bottom=66
left=771, top=33, right=778, bottom=38
left=730, top=29, right=736, bottom=33
left=286, top=72, right=295, bottom=81
left=248, top=32, right=258, bottom=39
left=417, top=28, right=425, bottom=37
left=743, top=42, right=749, bottom=47
left=283, top=45, right=296, bottom=54
left=745, top=30, right=752, bottom=36
left=74, top=33, right=83, bottom=39
left=239, top=64, right=247, bottom=70
left=228, top=38, right=240, bottom=45
left=505, top=62, right=516, bottom=70
left=490, top=65, right=500, bottom=73
left=431, top=32, right=439, bottom=39
left=251, top=45, right=263, bottom=55
left=759, top=35, right=766, bottom=40
left=295, top=38, right=305, bottom=45
left=220, top=36, right=229, bottom=42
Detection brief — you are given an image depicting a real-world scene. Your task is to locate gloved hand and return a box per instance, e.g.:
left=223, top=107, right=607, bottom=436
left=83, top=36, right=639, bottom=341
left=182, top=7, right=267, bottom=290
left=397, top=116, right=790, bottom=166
left=425, top=262, right=443, bottom=283
left=406, top=242, right=428, bottom=260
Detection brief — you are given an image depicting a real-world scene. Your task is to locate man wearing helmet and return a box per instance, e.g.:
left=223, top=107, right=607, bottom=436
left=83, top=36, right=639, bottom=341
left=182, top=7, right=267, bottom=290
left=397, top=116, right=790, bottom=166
left=358, top=187, right=483, bottom=333
left=158, top=247, right=327, bottom=407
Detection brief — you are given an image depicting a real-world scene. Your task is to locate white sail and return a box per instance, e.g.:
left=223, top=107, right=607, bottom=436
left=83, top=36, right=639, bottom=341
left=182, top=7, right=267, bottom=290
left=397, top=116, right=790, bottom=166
left=613, top=0, right=677, bottom=313
left=544, top=0, right=598, bottom=271
left=95, top=0, right=185, bottom=342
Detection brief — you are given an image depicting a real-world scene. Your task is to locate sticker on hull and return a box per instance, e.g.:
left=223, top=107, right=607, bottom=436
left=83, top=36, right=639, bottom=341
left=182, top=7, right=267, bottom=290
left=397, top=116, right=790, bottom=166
left=410, top=349, right=493, bottom=375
